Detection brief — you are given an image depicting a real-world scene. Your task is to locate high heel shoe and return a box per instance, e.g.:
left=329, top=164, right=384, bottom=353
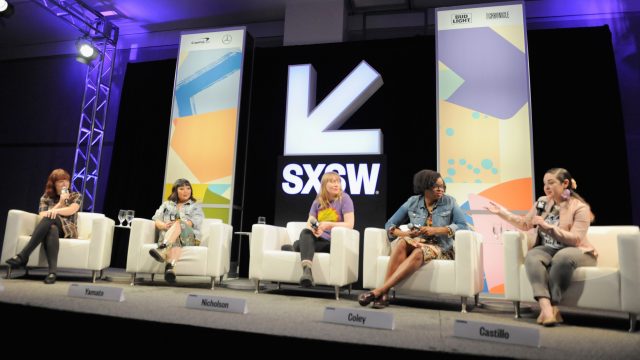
left=358, top=291, right=377, bottom=306
left=553, top=306, right=564, bottom=324
left=6, top=254, right=27, bottom=268
left=541, top=307, right=563, bottom=327
left=372, top=293, right=390, bottom=309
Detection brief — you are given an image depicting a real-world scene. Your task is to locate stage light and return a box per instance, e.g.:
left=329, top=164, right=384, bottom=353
left=75, top=37, right=99, bottom=64
left=0, top=0, right=15, bottom=18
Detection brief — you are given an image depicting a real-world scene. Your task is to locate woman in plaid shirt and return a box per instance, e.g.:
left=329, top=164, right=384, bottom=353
left=5, top=169, right=81, bottom=284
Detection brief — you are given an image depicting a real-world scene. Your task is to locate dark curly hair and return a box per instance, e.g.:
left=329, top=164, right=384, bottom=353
left=413, top=169, right=443, bottom=195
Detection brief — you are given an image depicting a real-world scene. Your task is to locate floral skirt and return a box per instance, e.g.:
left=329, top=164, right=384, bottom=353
left=392, top=236, right=455, bottom=262
left=159, top=220, right=200, bottom=247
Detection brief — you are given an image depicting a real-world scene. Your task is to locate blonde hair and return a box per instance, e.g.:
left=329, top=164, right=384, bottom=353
left=316, top=172, right=343, bottom=209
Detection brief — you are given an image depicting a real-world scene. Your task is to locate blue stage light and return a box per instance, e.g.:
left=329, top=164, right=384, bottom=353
left=75, top=37, right=98, bottom=64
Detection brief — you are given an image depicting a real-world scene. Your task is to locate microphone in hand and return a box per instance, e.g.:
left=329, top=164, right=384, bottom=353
left=61, top=186, right=70, bottom=205
left=535, top=199, right=546, bottom=216
left=309, top=216, right=319, bottom=230
left=534, top=199, right=546, bottom=228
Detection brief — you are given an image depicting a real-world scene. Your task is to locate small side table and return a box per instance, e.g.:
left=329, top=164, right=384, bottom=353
left=111, top=225, right=131, bottom=269
left=102, top=224, right=131, bottom=282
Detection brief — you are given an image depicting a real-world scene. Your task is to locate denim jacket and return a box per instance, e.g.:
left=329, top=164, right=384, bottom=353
left=384, top=194, right=468, bottom=252
left=152, top=200, right=204, bottom=239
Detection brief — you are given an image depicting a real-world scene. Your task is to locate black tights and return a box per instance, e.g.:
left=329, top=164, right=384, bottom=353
left=293, top=229, right=331, bottom=262
left=18, top=217, right=63, bottom=273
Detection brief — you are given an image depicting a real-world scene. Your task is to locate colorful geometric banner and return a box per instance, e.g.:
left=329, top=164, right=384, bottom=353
left=436, top=2, right=534, bottom=293
left=164, top=28, right=247, bottom=223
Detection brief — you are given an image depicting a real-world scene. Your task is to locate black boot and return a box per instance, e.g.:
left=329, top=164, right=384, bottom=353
left=164, top=263, right=176, bottom=283
left=149, top=248, right=166, bottom=263
left=299, top=266, right=313, bottom=288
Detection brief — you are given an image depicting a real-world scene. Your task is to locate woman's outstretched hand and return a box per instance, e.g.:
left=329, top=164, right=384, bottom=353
left=485, top=201, right=505, bottom=215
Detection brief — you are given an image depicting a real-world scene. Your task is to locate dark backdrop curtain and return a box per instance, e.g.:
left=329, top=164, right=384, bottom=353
left=102, top=59, right=176, bottom=265
left=527, top=26, right=630, bottom=224
left=104, top=25, right=631, bottom=273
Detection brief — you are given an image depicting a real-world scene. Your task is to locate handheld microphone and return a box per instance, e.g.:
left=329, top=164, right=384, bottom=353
left=534, top=199, right=546, bottom=228
left=309, top=216, right=319, bottom=230
left=535, top=199, right=547, bottom=216
left=61, top=187, right=70, bottom=205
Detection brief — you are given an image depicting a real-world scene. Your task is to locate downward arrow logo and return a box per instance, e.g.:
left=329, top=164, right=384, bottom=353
left=284, top=61, right=384, bottom=155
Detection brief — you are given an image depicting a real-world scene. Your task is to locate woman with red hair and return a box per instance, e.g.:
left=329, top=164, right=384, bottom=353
left=5, top=168, right=82, bottom=284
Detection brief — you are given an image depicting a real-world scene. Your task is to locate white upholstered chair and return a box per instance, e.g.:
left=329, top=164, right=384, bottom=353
left=362, top=229, right=484, bottom=312
left=2, top=209, right=115, bottom=282
left=125, top=218, right=232, bottom=289
left=503, top=225, right=640, bottom=331
left=249, top=222, right=360, bottom=299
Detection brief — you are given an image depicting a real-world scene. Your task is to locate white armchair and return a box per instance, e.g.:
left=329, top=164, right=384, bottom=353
left=362, top=229, right=484, bottom=312
left=503, top=225, right=640, bottom=331
left=126, top=218, right=232, bottom=289
left=249, top=222, right=360, bottom=299
left=2, top=209, right=115, bottom=282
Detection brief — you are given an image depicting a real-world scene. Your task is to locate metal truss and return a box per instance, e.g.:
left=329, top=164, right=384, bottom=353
left=32, top=0, right=118, bottom=211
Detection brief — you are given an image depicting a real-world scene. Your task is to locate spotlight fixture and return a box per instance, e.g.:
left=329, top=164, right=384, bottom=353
left=75, top=37, right=99, bottom=65
left=0, top=0, right=15, bottom=18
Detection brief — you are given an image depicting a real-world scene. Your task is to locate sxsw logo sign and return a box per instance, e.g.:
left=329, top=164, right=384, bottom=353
left=282, top=61, right=383, bottom=196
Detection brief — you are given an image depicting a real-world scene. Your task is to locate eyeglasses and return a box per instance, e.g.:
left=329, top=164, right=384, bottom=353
left=432, top=184, right=446, bottom=191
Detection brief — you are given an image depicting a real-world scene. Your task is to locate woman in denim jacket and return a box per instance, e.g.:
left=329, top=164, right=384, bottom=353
left=358, top=169, right=468, bottom=308
left=148, top=178, right=204, bottom=283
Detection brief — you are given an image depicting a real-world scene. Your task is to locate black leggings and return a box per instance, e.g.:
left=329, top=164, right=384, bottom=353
left=18, top=217, right=63, bottom=273
left=293, top=229, right=331, bottom=262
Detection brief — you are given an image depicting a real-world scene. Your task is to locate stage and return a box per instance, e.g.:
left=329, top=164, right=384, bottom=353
left=0, top=267, right=637, bottom=357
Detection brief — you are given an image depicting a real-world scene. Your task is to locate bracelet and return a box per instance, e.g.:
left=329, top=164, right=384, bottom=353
left=446, top=227, right=454, bottom=238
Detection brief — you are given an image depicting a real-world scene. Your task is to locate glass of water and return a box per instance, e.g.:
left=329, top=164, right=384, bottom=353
left=493, top=223, right=503, bottom=242
left=126, top=210, right=135, bottom=227
left=257, top=216, right=266, bottom=224
left=117, top=210, right=126, bottom=226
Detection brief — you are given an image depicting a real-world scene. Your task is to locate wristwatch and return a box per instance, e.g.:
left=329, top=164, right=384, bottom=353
left=446, top=226, right=454, bottom=238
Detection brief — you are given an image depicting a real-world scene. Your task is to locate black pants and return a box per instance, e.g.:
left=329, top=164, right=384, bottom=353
left=293, top=229, right=331, bottom=262
left=18, top=216, right=63, bottom=273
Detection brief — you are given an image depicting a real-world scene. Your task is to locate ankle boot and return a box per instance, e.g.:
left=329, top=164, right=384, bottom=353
left=299, top=266, right=313, bottom=288
left=164, top=263, right=176, bottom=283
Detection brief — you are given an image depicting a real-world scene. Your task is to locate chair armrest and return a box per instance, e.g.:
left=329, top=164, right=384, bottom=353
left=503, top=230, right=527, bottom=301
left=249, top=224, right=288, bottom=279
left=328, top=227, right=360, bottom=285
left=362, top=227, right=391, bottom=289
left=453, top=230, right=484, bottom=296
left=126, top=218, right=156, bottom=272
left=204, top=222, right=233, bottom=276
left=1, top=210, right=38, bottom=263
left=619, top=231, right=640, bottom=313
left=87, top=217, right=115, bottom=270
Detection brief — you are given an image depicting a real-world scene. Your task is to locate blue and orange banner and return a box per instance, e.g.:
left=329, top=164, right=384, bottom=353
left=164, top=28, right=247, bottom=223
left=436, top=2, right=533, bottom=293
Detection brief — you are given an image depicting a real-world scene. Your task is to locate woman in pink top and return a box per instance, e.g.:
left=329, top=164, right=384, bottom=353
left=487, top=168, right=596, bottom=326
